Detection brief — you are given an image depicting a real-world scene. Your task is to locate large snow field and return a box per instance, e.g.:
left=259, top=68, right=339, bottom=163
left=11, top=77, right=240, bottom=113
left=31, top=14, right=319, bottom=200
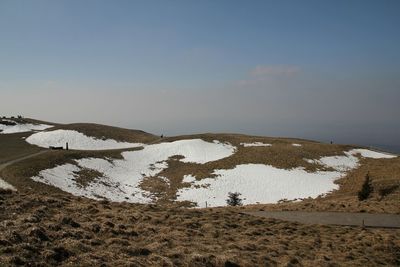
left=26, top=129, right=144, bottom=150
left=0, top=122, right=52, bottom=134
left=31, top=139, right=236, bottom=202
left=0, top=178, right=16, bottom=191
left=176, top=164, right=342, bottom=208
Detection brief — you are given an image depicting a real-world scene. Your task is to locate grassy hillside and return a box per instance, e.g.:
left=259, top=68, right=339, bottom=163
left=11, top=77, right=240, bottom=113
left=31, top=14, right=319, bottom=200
left=1, top=120, right=399, bottom=266
left=2, top=129, right=399, bottom=213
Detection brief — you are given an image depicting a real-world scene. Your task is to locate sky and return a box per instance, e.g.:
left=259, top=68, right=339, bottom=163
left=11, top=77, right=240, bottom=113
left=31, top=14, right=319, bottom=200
left=1, top=0, right=399, bottom=150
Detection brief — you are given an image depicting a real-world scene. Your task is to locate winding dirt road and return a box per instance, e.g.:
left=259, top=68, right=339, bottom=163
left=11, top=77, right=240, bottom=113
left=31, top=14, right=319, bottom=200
left=0, top=150, right=49, bottom=190
left=0, top=150, right=49, bottom=173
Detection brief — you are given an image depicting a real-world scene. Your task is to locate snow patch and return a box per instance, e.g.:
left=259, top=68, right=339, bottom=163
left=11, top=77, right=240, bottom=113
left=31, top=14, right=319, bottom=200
left=26, top=130, right=144, bottom=150
left=306, top=148, right=397, bottom=172
left=31, top=139, right=236, bottom=203
left=240, top=142, right=272, bottom=147
left=0, top=122, right=52, bottom=134
left=176, top=164, right=343, bottom=208
left=0, top=178, right=16, bottom=191
left=292, top=143, right=302, bottom=147
left=349, top=149, right=396, bottom=159
left=314, top=152, right=359, bottom=172
left=182, top=175, right=197, bottom=183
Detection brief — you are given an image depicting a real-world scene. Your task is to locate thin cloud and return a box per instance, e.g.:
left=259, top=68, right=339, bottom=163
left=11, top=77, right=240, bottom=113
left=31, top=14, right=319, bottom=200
left=250, top=65, right=301, bottom=77
left=234, top=65, right=301, bottom=87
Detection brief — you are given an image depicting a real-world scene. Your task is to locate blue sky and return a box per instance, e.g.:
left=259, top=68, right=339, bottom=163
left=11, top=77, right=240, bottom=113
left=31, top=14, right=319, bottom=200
left=1, top=1, right=399, bottom=149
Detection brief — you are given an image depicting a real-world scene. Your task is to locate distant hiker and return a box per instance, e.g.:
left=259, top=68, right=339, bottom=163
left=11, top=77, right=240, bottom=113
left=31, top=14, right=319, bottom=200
left=330, top=141, right=333, bottom=144
left=161, top=134, right=164, bottom=138
left=66, top=142, right=69, bottom=150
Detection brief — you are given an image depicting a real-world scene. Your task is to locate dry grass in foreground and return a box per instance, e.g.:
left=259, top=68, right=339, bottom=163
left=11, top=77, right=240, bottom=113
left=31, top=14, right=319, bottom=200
left=0, top=190, right=399, bottom=267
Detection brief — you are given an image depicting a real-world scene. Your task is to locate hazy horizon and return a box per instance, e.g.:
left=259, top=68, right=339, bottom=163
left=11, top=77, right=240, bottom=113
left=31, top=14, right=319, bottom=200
left=1, top=1, right=399, bottom=151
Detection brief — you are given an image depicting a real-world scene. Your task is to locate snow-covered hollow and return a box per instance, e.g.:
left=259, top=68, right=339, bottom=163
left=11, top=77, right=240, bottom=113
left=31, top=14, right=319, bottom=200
left=176, top=164, right=343, bottom=208
left=31, top=139, right=236, bottom=203
left=26, top=130, right=144, bottom=150
left=0, top=122, right=52, bottom=134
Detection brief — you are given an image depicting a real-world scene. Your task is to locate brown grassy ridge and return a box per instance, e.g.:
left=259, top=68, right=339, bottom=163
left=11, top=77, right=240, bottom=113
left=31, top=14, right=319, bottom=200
left=0, top=190, right=399, bottom=266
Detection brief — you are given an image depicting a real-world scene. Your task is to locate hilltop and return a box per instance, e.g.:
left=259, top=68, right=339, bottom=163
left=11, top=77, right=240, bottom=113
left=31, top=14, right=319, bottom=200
left=0, top=118, right=399, bottom=266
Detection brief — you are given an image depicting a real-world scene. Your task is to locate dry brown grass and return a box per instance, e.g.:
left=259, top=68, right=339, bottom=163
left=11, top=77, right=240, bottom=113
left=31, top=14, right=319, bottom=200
left=0, top=190, right=399, bottom=266
left=74, top=168, right=104, bottom=188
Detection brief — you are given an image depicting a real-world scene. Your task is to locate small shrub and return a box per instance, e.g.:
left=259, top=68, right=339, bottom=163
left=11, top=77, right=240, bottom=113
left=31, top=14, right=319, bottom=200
left=358, top=173, right=372, bottom=201
left=226, top=192, right=243, bottom=206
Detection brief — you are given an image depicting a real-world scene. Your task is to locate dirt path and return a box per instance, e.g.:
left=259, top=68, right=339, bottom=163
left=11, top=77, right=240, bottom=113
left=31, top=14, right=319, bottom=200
left=244, top=211, right=400, bottom=228
left=0, top=150, right=49, bottom=190
left=0, top=150, right=49, bottom=173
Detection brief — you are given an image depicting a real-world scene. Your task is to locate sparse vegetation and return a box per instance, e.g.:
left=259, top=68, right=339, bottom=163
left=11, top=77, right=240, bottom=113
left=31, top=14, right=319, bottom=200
left=0, top=190, right=399, bottom=266
left=378, top=185, right=399, bottom=199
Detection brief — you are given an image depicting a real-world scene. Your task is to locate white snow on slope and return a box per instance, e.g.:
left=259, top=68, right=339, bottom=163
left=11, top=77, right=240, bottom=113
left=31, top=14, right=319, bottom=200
left=182, top=175, right=197, bottom=183
left=0, top=178, right=16, bottom=191
left=315, top=151, right=359, bottom=172
left=292, top=143, right=302, bottom=147
left=26, top=130, right=144, bottom=150
left=306, top=148, right=397, bottom=172
left=31, top=163, right=152, bottom=203
left=177, top=164, right=342, bottom=208
left=178, top=147, right=397, bottom=207
left=31, top=139, right=236, bottom=202
left=0, top=122, right=52, bottom=134
left=240, top=142, right=272, bottom=147
left=349, top=149, right=397, bottom=159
